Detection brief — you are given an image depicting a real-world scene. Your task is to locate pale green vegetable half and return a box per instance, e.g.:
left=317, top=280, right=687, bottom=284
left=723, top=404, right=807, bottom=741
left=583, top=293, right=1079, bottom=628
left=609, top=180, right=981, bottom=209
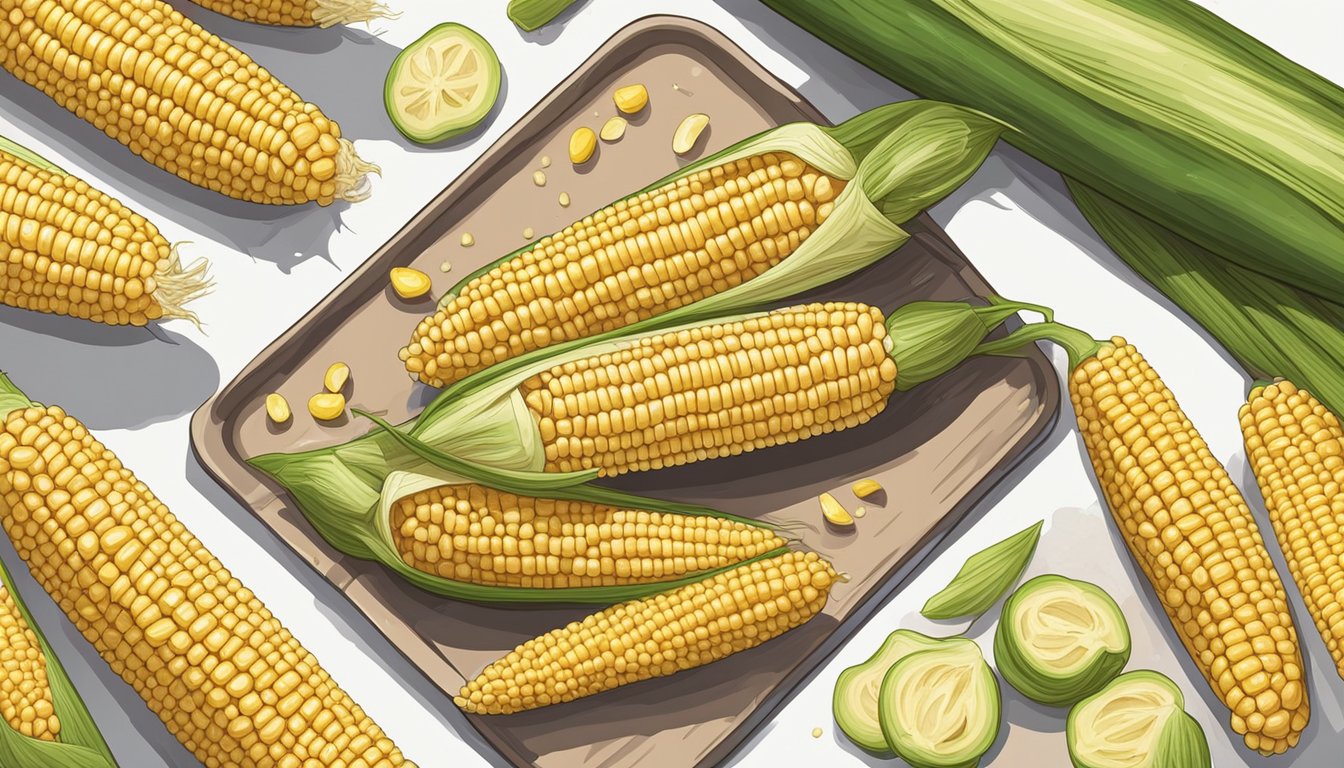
left=1067, top=671, right=1211, bottom=768
left=385, top=23, right=502, bottom=144
left=507, top=0, right=577, bottom=31
left=879, top=638, right=1000, bottom=768
left=994, top=575, right=1129, bottom=707
left=922, top=521, right=1043, bottom=620
left=833, top=630, right=947, bottom=754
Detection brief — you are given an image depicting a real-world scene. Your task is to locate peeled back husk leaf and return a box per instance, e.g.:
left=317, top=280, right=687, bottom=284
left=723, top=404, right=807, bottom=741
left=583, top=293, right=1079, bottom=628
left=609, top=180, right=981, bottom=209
left=922, top=520, right=1043, bottom=620
left=1067, top=670, right=1211, bottom=768
left=834, top=629, right=947, bottom=754
left=994, top=574, right=1130, bottom=707
left=879, top=638, right=1000, bottom=768
left=0, top=136, right=64, bottom=174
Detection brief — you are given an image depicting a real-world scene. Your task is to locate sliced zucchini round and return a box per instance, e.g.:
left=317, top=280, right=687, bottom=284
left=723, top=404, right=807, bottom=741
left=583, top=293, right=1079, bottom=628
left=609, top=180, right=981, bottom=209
left=878, top=638, right=1000, bottom=768
left=1067, top=670, right=1211, bottom=768
left=994, top=574, right=1130, bottom=707
left=833, top=629, right=946, bottom=754
left=385, top=23, right=502, bottom=144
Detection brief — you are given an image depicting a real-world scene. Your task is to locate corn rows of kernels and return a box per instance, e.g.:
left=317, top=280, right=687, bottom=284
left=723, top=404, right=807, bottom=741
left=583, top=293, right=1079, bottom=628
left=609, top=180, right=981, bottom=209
left=401, top=152, right=843, bottom=387
left=392, top=483, right=785, bottom=588
left=1070, top=338, right=1308, bottom=755
left=1241, top=381, right=1344, bottom=678
left=520, top=301, right=896, bottom=476
left=190, top=0, right=320, bottom=26
left=0, top=584, right=60, bottom=741
left=456, top=550, right=835, bottom=714
left=0, top=405, right=413, bottom=767
left=0, top=0, right=348, bottom=205
left=1, top=151, right=170, bottom=325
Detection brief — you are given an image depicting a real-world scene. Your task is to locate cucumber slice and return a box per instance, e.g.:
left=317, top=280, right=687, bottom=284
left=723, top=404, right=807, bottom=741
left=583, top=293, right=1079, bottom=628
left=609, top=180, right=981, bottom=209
left=1067, top=671, right=1211, bottom=768
left=385, top=23, right=501, bottom=144
left=994, top=575, right=1130, bottom=707
left=879, top=638, right=1000, bottom=768
left=833, top=630, right=946, bottom=754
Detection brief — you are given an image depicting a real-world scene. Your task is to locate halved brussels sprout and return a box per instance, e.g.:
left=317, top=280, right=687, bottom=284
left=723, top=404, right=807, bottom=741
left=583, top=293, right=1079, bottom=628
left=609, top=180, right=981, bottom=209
left=833, top=630, right=947, bottom=754
left=879, top=638, right=1000, bottom=768
left=994, top=574, right=1130, bottom=706
left=1067, top=670, right=1211, bottom=768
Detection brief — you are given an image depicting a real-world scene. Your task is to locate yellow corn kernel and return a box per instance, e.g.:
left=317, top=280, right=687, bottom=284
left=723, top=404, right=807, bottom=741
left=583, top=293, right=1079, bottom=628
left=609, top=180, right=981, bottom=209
left=0, top=0, right=376, bottom=204
left=0, top=148, right=210, bottom=326
left=401, top=153, right=846, bottom=386
left=1071, top=338, right=1308, bottom=755
left=558, top=192, right=572, bottom=207
left=0, top=586, right=59, bottom=741
left=1241, top=381, right=1344, bottom=683
left=264, top=393, right=292, bottom=424
left=569, top=127, right=598, bottom=164
left=461, top=233, right=476, bottom=247
left=600, top=116, right=628, bottom=142
left=0, top=404, right=414, bottom=766
left=851, top=478, right=883, bottom=499
left=613, top=84, right=650, bottom=115
left=456, top=551, right=836, bottom=714
left=308, top=393, right=346, bottom=421
left=392, top=483, right=785, bottom=587
left=323, top=362, right=351, bottom=393
left=189, top=0, right=394, bottom=27
left=533, top=171, right=548, bottom=187
left=819, top=493, right=854, bottom=527
left=390, top=267, right=432, bottom=300
left=518, top=302, right=897, bottom=476
left=673, top=114, right=711, bottom=155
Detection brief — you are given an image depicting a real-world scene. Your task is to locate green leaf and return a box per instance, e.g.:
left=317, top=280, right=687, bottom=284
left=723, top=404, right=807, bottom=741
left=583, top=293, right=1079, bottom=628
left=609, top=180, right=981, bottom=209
left=921, top=520, right=1042, bottom=620
left=0, top=136, right=64, bottom=174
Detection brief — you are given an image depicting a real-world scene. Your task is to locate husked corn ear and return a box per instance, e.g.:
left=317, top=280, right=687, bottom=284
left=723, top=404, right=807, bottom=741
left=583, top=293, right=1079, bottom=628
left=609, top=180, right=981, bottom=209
left=520, top=301, right=897, bottom=476
left=0, top=148, right=210, bottom=326
left=0, top=405, right=415, bottom=767
left=190, top=0, right=394, bottom=27
left=0, top=0, right=377, bottom=205
left=400, top=152, right=844, bottom=386
left=456, top=550, right=836, bottom=714
left=1070, top=338, right=1308, bottom=755
left=393, top=483, right=785, bottom=588
left=1241, top=380, right=1344, bottom=680
left=0, top=585, right=59, bottom=742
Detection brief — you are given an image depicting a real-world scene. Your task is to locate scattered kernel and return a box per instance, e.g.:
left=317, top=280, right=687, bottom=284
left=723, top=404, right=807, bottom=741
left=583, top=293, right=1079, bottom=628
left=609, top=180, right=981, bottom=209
left=673, top=113, right=710, bottom=155
left=613, top=83, right=649, bottom=114
left=569, top=126, right=597, bottom=164
left=820, top=492, right=854, bottom=527
left=851, top=478, right=883, bottom=499
left=811, top=727, right=823, bottom=739
left=323, top=362, right=350, bottom=393
left=533, top=170, right=547, bottom=187
left=389, top=267, right=431, bottom=299
left=460, top=232, right=475, bottom=247
left=523, top=227, right=535, bottom=239
left=540, top=155, right=551, bottom=168
left=600, top=116, right=628, bottom=142
left=853, top=506, right=866, bottom=519
left=440, top=260, right=453, bottom=273
left=558, top=192, right=571, bottom=207
left=264, top=393, right=290, bottom=424
left=308, top=392, right=346, bottom=421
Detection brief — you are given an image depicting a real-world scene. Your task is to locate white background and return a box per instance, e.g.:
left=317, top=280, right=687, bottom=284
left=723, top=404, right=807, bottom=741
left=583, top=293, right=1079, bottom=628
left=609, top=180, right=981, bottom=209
left=1, top=1, right=1342, bottom=766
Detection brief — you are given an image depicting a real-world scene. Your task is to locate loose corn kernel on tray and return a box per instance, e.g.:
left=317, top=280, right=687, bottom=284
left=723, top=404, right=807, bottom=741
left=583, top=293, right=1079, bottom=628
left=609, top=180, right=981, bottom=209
left=191, top=16, right=1060, bottom=768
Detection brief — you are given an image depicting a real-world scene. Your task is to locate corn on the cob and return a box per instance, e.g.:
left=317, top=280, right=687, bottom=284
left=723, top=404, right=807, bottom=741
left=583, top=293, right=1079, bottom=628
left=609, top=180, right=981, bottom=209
left=456, top=550, right=836, bottom=714
left=521, top=301, right=896, bottom=475
left=0, top=0, right=377, bottom=205
left=402, top=153, right=844, bottom=387
left=0, top=586, right=58, bottom=742
left=0, top=392, right=414, bottom=766
left=1070, top=337, right=1308, bottom=755
left=190, top=0, right=393, bottom=27
left=1241, top=380, right=1344, bottom=681
left=392, top=482, right=786, bottom=589
left=0, top=145, right=210, bottom=326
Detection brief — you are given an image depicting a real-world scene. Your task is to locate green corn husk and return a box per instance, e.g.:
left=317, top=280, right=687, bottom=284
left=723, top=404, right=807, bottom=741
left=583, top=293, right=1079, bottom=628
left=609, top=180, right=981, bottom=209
left=760, top=0, right=1344, bottom=299
left=0, top=136, right=64, bottom=174
left=426, top=100, right=1003, bottom=387
left=1069, top=181, right=1344, bottom=416
left=507, top=0, right=578, bottom=30
left=920, top=520, right=1042, bottom=620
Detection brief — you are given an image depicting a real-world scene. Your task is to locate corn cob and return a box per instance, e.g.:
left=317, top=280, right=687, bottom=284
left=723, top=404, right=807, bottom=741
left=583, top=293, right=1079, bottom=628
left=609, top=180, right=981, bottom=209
left=456, top=550, right=837, bottom=714
left=191, top=0, right=393, bottom=27
left=0, top=0, right=377, bottom=205
left=403, top=153, right=842, bottom=387
left=1241, top=380, right=1344, bottom=681
left=398, top=101, right=1006, bottom=388
left=0, top=379, right=414, bottom=767
left=393, top=482, right=786, bottom=589
left=1066, top=335, right=1308, bottom=755
left=0, top=586, right=58, bottom=742
left=0, top=142, right=210, bottom=326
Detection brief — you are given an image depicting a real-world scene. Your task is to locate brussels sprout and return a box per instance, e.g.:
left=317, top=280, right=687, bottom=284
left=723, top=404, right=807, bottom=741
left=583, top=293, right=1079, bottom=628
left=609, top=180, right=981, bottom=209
left=994, top=575, right=1130, bottom=706
left=879, top=638, right=1000, bottom=768
left=833, top=630, right=947, bottom=754
left=1067, top=670, right=1211, bottom=768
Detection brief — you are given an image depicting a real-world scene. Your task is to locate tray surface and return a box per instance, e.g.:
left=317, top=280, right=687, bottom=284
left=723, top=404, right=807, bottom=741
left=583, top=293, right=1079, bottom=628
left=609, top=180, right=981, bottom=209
left=191, top=16, right=1060, bottom=768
